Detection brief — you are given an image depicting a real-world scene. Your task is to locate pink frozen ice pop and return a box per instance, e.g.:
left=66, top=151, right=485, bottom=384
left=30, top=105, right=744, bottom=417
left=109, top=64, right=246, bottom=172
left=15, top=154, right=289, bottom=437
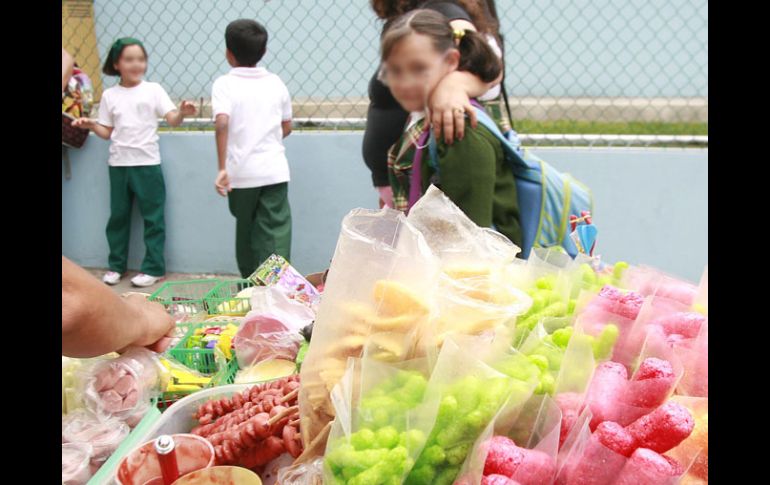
left=562, top=430, right=627, bottom=485
left=613, top=447, right=684, bottom=485
left=483, top=436, right=524, bottom=477
left=481, top=475, right=521, bottom=485
left=584, top=362, right=627, bottom=430
left=618, top=358, right=677, bottom=426
left=511, top=448, right=556, bottom=485
left=657, top=312, right=705, bottom=340
left=555, top=393, right=583, bottom=449
left=626, top=401, right=694, bottom=453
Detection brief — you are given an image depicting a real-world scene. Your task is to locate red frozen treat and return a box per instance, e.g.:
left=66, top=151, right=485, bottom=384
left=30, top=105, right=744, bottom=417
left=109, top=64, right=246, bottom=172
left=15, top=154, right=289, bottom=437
left=512, top=449, right=556, bottom=485
left=584, top=362, right=628, bottom=430
left=594, top=421, right=636, bottom=457
left=563, top=432, right=627, bottom=485
left=657, top=312, right=705, bottom=340
left=613, top=448, right=684, bottom=485
left=595, top=286, right=644, bottom=320
left=481, top=475, right=521, bottom=485
left=555, top=393, right=583, bottom=448
left=618, top=358, right=676, bottom=425
left=483, top=436, right=524, bottom=477
left=626, top=401, right=694, bottom=453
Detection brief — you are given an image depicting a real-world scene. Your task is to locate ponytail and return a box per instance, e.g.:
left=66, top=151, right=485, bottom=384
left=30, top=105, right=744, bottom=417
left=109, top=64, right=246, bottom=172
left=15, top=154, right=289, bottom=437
left=456, top=29, right=501, bottom=83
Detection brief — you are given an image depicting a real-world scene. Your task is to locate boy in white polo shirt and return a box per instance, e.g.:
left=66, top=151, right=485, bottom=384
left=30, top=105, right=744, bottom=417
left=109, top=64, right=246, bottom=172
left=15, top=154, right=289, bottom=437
left=212, top=19, right=293, bottom=277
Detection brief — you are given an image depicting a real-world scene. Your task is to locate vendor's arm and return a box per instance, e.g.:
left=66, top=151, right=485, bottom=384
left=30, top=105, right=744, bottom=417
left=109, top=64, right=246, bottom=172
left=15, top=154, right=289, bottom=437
left=62, top=257, right=174, bottom=358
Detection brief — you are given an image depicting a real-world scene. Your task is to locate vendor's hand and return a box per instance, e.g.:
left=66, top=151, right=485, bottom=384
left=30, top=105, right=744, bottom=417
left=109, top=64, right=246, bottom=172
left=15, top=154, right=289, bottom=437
left=215, top=169, right=231, bottom=196
left=377, top=186, right=393, bottom=208
left=179, top=100, right=197, bottom=117
left=121, top=294, right=175, bottom=353
left=71, top=117, right=97, bottom=130
left=428, top=74, right=478, bottom=145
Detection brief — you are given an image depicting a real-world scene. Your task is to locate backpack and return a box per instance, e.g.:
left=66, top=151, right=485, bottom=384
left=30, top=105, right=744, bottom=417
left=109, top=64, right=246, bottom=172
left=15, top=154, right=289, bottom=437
left=62, top=66, right=94, bottom=149
left=423, top=102, right=594, bottom=258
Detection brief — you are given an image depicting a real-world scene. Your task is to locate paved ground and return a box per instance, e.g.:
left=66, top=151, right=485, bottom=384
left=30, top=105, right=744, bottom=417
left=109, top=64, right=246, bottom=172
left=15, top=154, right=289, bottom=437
left=84, top=267, right=239, bottom=295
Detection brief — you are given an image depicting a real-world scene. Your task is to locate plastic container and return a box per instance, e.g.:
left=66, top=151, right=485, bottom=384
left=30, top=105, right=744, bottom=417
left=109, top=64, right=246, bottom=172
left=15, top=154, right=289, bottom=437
left=115, top=434, right=214, bottom=485
left=171, top=466, right=262, bottom=485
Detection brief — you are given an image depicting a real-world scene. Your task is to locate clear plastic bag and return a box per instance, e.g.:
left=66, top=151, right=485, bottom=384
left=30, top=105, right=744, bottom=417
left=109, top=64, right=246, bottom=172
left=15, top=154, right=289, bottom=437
left=407, top=185, right=521, bottom=266
left=324, top=357, right=435, bottom=484
left=621, top=265, right=697, bottom=307
left=276, top=457, right=324, bottom=485
left=80, top=347, right=163, bottom=423
left=456, top=394, right=562, bottom=485
left=62, top=409, right=130, bottom=474
left=299, top=207, right=441, bottom=449
left=692, top=265, right=707, bottom=315
left=555, top=403, right=691, bottom=485
left=62, top=442, right=93, bottom=485
left=427, top=272, right=532, bottom=352
left=402, top=336, right=534, bottom=485
left=573, top=286, right=645, bottom=367
left=667, top=396, right=708, bottom=484
left=619, top=295, right=694, bottom=371
left=674, top=322, right=708, bottom=397
left=234, top=314, right=303, bottom=368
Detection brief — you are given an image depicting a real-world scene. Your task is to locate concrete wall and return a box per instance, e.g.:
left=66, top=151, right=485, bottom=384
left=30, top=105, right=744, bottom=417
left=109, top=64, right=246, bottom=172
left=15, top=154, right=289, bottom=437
left=62, top=132, right=707, bottom=282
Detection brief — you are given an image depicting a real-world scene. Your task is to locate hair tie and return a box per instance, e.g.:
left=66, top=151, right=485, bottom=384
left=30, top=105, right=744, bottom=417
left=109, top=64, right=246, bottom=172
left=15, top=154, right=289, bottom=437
left=452, top=28, right=466, bottom=42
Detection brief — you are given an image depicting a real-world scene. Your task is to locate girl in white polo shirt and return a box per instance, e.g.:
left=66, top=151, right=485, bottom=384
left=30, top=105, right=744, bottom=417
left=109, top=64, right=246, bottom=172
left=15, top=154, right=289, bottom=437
left=73, top=38, right=196, bottom=287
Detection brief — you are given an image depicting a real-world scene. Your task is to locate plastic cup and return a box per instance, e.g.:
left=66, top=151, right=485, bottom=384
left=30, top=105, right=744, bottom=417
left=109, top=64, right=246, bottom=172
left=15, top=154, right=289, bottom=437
left=171, top=466, right=262, bottom=485
left=115, top=434, right=214, bottom=485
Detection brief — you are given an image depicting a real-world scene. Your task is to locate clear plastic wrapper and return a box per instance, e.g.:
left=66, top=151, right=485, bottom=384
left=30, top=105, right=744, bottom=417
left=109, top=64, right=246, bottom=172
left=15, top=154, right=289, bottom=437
left=80, top=347, right=163, bottom=423
left=573, top=286, right=644, bottom=367
left=324, top=357, right=435, bottom=484
left=427, top=272, right=532, bottom=352
left=62, top=442, right=93, bottom=485
left=298, top=207, right=441, bottom=449
left=234, top=313, right=303, bottom=368
left=692, top=266, right=707, bottom=315
left=622, top=296, right=699, bottom=371
left=620, top=266, right=697, bottom=307
left=277, top=457, right=324, bottom=485
left=456, top=394, right=562, bottom=485
left=555, top=405, right=691, bottom=485
left=62, top=409, right=130, bottom=474
left=674, top=323, right=708, bottom=397
left=402, top=336, right=535, bottom=485
left=667, top=396, right=708, bottom=484
left=407, top=185, right=521, bottom=267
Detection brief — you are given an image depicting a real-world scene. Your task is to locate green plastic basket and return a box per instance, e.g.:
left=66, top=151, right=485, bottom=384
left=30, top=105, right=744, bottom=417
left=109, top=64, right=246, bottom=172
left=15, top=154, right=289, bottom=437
left=158, top=348, right=240, bottom=412
left=167, top=319, right=239, bottom=374
left=149, top=279, right=222, bottom=318
left=205, top=279, right=255, bottom=316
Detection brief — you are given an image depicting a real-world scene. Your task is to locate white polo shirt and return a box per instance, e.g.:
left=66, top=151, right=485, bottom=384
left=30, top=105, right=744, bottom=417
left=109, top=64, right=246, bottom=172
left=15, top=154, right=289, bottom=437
left=211, top=67, right=292, bottom=188
left=97, top=81, right=176, bottom=166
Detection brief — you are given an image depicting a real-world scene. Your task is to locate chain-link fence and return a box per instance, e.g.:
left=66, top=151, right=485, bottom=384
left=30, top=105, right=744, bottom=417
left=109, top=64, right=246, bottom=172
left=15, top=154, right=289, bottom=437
left=63, top=0, right=707, bottom=146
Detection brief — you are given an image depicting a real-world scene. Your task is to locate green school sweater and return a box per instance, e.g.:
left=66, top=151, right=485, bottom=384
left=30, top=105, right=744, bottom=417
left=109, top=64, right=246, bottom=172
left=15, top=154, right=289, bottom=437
left=392, top=121, right=522, bottom=248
